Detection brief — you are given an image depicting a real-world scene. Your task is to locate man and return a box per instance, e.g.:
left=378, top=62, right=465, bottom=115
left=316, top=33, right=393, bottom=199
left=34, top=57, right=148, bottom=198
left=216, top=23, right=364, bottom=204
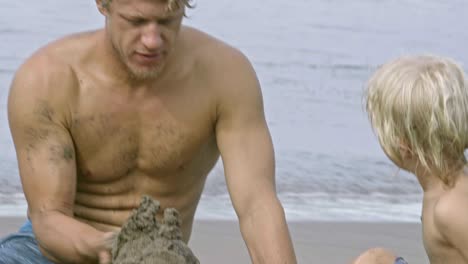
left=0, top=0, right=297, bottom=263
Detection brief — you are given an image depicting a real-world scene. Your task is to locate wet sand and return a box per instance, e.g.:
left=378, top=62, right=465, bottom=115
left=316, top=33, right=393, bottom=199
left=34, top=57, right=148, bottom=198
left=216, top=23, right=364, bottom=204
left=0, top=217, right=428, bottom=263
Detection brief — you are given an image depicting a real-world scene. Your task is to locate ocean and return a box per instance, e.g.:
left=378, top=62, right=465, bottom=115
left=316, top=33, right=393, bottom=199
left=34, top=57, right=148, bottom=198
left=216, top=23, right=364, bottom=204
left=1, top=0, right=467, bottom=221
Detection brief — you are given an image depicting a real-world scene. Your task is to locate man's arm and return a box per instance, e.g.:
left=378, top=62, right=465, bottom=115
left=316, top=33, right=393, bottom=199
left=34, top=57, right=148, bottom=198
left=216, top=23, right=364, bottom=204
left=8, top=54, right=112, bottom=264
left=434, top=190, right=468, bottom=262
left=214, top=48, right=297, bottom=263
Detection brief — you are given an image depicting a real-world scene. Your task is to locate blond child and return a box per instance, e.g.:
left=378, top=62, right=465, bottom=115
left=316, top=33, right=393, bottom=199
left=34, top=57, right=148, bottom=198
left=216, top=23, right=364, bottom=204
left=353, top=55, right=468, bottom=264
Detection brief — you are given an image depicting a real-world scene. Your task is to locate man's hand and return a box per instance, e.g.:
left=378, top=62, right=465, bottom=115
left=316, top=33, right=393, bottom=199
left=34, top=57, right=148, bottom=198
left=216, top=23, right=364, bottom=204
left=97, top=232, right=117, bottom=264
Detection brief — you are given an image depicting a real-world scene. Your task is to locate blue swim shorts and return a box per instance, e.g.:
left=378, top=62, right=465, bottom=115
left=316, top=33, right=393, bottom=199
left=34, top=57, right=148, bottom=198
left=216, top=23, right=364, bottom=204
left=395, top=256, right=409, bottom=264
left=0, top=220, right=53, bottom=264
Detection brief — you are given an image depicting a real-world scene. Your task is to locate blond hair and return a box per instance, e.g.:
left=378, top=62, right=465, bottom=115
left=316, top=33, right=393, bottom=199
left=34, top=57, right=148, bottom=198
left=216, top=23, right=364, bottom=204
left=365, top=55, right=468, bottom=186
left=102, top=0, right=193, bottom=12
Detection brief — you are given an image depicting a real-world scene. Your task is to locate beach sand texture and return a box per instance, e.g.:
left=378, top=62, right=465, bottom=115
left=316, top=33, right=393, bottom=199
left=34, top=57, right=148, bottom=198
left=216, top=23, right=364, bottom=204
left=0, top=217, right=428, bottom=263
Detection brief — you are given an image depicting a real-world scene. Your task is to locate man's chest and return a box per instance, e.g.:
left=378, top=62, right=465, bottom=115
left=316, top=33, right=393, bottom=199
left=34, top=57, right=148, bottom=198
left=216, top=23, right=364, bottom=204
left=69, top=90, right=216, bottom=180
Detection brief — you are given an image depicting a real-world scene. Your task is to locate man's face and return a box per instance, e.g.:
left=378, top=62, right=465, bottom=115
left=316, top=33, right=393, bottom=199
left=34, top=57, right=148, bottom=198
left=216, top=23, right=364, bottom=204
left=100, top=0, right=184, bottom=80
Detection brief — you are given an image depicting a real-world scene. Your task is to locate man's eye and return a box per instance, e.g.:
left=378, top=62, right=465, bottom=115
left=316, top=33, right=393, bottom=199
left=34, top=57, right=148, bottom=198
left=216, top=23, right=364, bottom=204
left=128, top=19, right=146, bottom=26
left=158, top=18, right=173, bottom=25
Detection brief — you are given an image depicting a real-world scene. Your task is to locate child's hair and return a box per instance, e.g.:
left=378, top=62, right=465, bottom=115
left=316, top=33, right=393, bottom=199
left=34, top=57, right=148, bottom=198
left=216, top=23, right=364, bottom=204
left=365, top=55, right=468, bottom=186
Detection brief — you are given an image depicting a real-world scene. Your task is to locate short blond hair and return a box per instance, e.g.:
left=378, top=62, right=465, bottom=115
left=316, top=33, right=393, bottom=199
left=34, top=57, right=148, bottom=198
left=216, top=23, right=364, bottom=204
left=103, top=0, right=193, bottom=11
left=365, top=55, right=468, bottom=185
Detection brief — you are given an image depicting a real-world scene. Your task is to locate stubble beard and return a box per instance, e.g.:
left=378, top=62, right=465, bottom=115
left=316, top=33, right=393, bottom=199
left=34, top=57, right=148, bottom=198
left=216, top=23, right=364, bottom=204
left=127, top=61, right=165, bottom=81
left=113, top=42, right=166, bottom=81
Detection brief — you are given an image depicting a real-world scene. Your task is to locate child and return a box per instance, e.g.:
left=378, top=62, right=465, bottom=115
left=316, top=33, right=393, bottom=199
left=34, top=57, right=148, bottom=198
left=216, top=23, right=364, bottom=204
left=354, top=55, right=468, bottom=264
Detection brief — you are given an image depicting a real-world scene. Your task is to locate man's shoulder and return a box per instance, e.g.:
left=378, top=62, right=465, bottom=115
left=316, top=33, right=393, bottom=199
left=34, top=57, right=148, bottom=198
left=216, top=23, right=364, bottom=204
left=19, top=30, right=97, bottom=75
left=10, top=32, right=98, bottom=103
left=182, top=26, right=253, bottom=73
left=14, top=31, right=98, bottom=89
left=181, top=27, right=263, bottom=113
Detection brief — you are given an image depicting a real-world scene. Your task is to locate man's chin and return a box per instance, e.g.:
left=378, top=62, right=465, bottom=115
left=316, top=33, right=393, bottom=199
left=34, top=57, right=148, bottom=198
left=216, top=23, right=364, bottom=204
left=128, top=66, right=164, bottom=81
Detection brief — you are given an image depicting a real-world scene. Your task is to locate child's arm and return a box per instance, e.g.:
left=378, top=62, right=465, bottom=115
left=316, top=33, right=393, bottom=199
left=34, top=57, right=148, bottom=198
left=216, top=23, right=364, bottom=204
left=434, top=192, right=468, bottom=261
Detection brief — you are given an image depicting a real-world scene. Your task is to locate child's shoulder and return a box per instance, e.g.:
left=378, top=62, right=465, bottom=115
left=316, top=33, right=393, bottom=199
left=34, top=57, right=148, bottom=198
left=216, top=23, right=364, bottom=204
left=436, top=177, right=468, bottom=213
left=433, top=179, right=468, bottom=242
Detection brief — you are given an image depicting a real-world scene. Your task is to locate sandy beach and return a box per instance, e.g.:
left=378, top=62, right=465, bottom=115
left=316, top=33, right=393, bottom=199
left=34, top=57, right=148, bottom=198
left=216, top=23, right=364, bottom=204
left=0, top=217, right=428, bottom=263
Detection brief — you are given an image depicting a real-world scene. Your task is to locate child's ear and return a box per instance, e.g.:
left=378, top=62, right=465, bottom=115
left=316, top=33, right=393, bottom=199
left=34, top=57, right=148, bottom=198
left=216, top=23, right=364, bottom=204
left=398, top=139, right=413, bottom=159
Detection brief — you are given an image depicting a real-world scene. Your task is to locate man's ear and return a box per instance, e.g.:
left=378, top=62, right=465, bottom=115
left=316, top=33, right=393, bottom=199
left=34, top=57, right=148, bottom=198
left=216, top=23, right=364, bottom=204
left=96, top=0, right=109, bottom=15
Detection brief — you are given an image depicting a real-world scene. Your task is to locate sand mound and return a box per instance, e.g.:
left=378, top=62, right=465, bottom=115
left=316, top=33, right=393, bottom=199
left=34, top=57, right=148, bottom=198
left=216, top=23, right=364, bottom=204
left=112, top=196, right=200, bottom=264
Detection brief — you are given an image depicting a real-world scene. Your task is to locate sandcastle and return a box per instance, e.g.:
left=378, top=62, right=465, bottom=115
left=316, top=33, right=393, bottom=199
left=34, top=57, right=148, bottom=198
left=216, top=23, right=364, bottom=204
left=112, top=196, right=200, bottom=264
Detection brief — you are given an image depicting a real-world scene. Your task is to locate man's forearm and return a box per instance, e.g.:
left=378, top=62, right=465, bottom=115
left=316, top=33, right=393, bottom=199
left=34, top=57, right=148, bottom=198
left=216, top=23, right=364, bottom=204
left=239, top=199, right=297, bottom=264
left=31, top=211, right=107, bottom=264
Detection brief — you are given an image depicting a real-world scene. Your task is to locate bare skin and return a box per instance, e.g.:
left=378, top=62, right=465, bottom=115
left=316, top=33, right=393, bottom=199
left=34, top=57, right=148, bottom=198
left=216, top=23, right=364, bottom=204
left=419, top=171, right=468, bottom=264
left=351, top=247, right=397, bottom=264
left=7, top=0, right=296, bottom=263
left=353, top=152, right=468, bottom=264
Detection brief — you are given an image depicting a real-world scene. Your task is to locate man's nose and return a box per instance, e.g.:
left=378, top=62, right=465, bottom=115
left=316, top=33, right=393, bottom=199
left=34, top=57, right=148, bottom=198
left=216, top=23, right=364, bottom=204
left=141, top=24, right=163, bottom=51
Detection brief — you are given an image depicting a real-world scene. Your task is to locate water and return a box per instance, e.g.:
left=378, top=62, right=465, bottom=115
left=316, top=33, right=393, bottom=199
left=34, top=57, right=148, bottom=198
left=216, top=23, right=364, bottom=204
left=1, top=0, right=468, bottom=221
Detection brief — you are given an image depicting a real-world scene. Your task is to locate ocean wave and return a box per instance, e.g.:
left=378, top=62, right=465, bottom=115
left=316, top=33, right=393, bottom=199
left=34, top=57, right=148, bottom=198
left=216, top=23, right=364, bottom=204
left=0, top=192, right=422, bottom=222
left=194, top=192, right=422, bottom=222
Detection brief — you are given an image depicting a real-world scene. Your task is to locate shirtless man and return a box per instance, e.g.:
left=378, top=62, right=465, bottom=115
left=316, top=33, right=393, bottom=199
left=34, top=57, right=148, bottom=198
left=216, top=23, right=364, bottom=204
left=0, top=0, right=297, bottom=263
